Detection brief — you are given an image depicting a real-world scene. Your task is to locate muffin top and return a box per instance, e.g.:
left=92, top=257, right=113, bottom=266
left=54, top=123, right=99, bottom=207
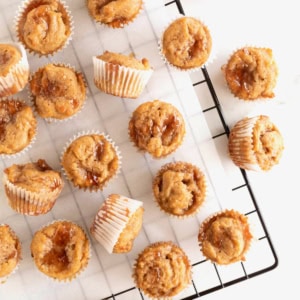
left=87, top=0, right=142, bottom=28
left=162, top=16, right=212, bottom=69
left=153, top=161, right=207, bottom=217
left=29, top=64, right=86, bottom=120
left=0, top=44, right=21, bottom=76
left=198, top=210, right=253, bottom=265
left=97, top=51, right=151, bottom=70
left=221, top=47, right=278, bottom=100
left=30, top=220, right=90, bottom=281
left=0, top=224, right=21, bottom=279
left=128, top=100, right=186, bottom=158
left=90, top=194, right=144, bottom=253
left=133, top=241, right=192, bottom=298
left=0, top=99, right=37, bottom=155
left=4, top=159, right=64, bottom=197
left=17, top=0, right=72, bottom=55
left=61, top=134, right=119, bottom=191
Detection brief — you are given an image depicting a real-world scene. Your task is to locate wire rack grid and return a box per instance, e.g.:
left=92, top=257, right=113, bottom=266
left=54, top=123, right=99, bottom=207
left=0, top=0, right=277, bottom=299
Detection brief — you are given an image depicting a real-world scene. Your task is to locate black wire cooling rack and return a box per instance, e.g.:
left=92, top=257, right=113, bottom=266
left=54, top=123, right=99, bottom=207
left=103, top=1, right=278, bottom=299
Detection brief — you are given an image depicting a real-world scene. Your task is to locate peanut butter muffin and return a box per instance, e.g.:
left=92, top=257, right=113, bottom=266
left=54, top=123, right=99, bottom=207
left=3, top=159, right=64, bottom=215
left=30, top=220, right=90, bottom=281
left=0, top=43, right=29, bottom=97
left=198, top=210, right=253, bottom=265
left=128, top=100, right=186, bottom=158
left=0, top=99, right=37, bottom=156
left=133, top=241, right=192, bottom=298
left=228, top=115, right=284, bottom=171
left=161, top=16, right=212, bottom=70
left=90, top=194, right=144, bottom=254
left=221, top=47, right=278, bottom=100
left=0, top=224, right=22, bottom=281
left=29, top=63, right=86, bottom=121
left=16, top=0, right=72, bottom=56
left=87, top=0, right=143, bottom=28
left=153, top=161, right=207, bottom=218
left=93, top=51, right=153, bottom=99
left=61, top=133, right=120, bottom=191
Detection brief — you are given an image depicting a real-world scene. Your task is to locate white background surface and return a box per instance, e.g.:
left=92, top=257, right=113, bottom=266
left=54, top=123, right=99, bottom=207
left=183, top=0, right=300, bottom=299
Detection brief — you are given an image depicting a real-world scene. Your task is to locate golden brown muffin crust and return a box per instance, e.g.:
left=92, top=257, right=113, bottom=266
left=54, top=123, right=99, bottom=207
left=29, top=64, right=86, bottom=119
left=17, top=0, right=72, bottom=55
left=31, top=221, right=90, bottom=280
left=0, top=44, right=21, bottom=76
left=61, top=134, right=119, bottom=190
left=87, top=0, right=142, bottom=28
left=162, top=17, right=212, bottom=69
left=0, top=225, right=21, bottom=278
left=222, top=47, right=278, bottom=100
left=4, top=159, right=64, bottom=197
left=133, top=241, right=191, bottom=298
left=128, top=100, right=185, bottom=158
left=113, top=206, right=144, bottom=253
left=153, top=161, right=206, bottom=217
left=0, top=99, right=37, bottom=155
left=97, top=51, right=151, bottom=70
left=198, top=210, right=253, bottom=265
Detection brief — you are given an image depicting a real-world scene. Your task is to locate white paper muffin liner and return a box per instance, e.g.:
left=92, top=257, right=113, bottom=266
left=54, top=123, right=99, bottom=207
left=15, top=0, right=74, bottom=57
left=152, top=161, right=207, bottom=219
left=3, top=168, right=63, bottom=215
left=87, top=0, right=144, bottom=29
left=198, top=209, right=253, bottom=265
left=28, top=62, right=88, bottom=123
left=60, top=130, right=122, bottom=192
left=93, top=56, right=153, bottom=99
left=30, top=219, right=91, bottom=282
left=158, top=14, right=216, bottom=73
left=0, top=98, right=37, bottom=160
left=0, top=42, right=29, bottom=98
left=221, top=45, right=279, bottom=102
left=0, top=224, right=22, bottom=283
left=90, top=194, right=143, bottom=254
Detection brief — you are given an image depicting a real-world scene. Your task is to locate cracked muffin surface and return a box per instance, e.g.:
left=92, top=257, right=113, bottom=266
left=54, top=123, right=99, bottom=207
left=0, top=99, right=37, bottom=155
left=61, top=134, right=119, bottom=191
left=17, top=0, right=72, bottom=55
left=29, top=64, right=86, bottom=120
left=133, top=241, right=192, bottom=298
left=30, top=220, right=90, bottom=281
left=128, top=100, right=185, bottom=158
left=87, top=0, right=142, bottom=28
left=162, top=16, right=212, bottom=69
left=153, top=161, right=206, bottom=217
left=222, top=47, right=278, bottom=100
left=198, top=210, right=253, bottom=265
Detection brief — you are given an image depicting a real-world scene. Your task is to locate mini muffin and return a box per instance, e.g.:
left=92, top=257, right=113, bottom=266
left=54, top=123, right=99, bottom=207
left=3, top=159, right=64, bottom=215
left=160, top=16, right=212, bottom=70
left=153, top=161, right=207, bottom=218
left=228, top=115, right=284, bottom=171
left=29, top=63, right=86, bottom=121
left=0, top=224, right=22, bottom=281
left=0, top=43, right=29, bottom=97
left=133, top=241, right=192, bottom=299
left=90, top=194, right=144, bottom=254
left=221, top=47, right=278, bottom=100
left=128, top=100, right=185, bottom=158
left=87, top=0, right=143, bottom=28
left=0, top=98, right=37, bottom=156
left=61, top=132, right=120, bottom=191
left=30, top=220, right=90, bottom=281
left=198, top=209, right=253, bottom=265
left=93, top=51, right=153, bottom=99
left=16, top=0, right=73, bottom=56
